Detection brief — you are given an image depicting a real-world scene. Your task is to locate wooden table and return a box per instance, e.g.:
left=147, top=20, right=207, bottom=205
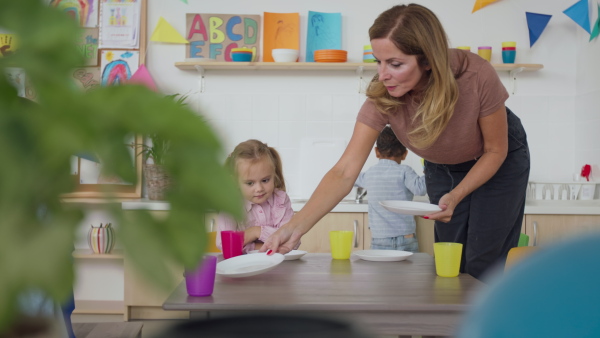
left=163, top=253, right=484, bottom=337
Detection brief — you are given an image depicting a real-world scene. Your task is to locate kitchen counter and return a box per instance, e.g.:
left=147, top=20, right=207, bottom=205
left=121, top=198, right=600, bottom=215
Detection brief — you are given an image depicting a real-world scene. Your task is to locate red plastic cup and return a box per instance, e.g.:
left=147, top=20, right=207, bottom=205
left=502, top=47, right=516, bottom=50
left=220, top=230, right=244, bottom=259
left=185, top=255, right=217, bottom=297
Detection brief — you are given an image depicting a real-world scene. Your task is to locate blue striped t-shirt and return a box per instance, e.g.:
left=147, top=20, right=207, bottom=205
left=355, top=159, right=427, bottom=238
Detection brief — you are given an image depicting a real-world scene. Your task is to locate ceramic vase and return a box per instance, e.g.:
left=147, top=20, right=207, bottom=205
left=88, top=223, right=115, bottom=254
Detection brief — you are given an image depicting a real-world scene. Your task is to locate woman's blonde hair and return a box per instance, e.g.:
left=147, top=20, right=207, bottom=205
left=366, top=4, right=464, bottom=149
left=225, top=139, right=286, bottom=191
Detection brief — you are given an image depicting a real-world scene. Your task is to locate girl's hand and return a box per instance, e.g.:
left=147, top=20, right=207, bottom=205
left=259, top=222, right=303, bottom=255
left=425, top=193, right=457, bottom=223
left=243, top=226, right=261, bottom=246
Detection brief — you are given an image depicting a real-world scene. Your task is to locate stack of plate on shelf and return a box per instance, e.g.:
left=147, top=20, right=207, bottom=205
left=314, top=49, right=347, bottom=62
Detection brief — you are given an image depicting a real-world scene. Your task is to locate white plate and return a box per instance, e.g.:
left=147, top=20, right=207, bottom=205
left=216, top=253, right=284, bottom=278
left=379, top=200, right=441, bottom=216
left=283, top=250, right=308, bottom=261
left=354, top=250, right=414, bottom=262
left=248, top=249, right=307, bottom=261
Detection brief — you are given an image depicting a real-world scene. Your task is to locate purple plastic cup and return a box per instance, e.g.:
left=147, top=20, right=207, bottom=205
left=220, top=230, right=244, bottom=259
left=185, top=255, right=217, bottom=297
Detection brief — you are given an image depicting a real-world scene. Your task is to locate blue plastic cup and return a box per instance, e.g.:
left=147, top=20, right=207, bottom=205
left=502, top=50, right=516, bottom=64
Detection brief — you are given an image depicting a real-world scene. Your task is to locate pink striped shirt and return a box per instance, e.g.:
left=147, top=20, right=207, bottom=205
left=216, top=189, right=295, bottom=253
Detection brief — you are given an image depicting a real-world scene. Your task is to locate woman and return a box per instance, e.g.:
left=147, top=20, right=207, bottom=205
left=261, top=4, right=530, bottom=280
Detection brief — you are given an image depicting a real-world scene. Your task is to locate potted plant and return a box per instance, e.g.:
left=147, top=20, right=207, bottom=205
left=136, top=94, right=186, bottom=200
left=0, top=0, right=243, bottom=334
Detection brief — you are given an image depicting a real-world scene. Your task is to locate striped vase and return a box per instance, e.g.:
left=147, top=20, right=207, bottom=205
left=88, top=223, right=115, bottom=254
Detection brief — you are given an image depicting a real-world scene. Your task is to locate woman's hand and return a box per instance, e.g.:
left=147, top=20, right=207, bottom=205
left=259, top=222, right=304, bottom=255
left=425, top=192, right=457, bottom=223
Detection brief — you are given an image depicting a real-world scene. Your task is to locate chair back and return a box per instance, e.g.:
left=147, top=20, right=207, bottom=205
left=457, top=232, right=600, bottom=338
left=504, top=246, right=538, bottom=271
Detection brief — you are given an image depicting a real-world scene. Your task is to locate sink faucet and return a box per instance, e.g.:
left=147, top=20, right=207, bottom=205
left=355, top=187, right=367, bottom=203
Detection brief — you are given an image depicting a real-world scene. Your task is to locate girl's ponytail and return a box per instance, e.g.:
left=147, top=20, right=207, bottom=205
left=267, top=146, right=286, bottom=192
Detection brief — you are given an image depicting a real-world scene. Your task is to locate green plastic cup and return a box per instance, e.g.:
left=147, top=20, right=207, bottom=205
left=330, top=231, right=354, bottom=259
left=434, top=242, right=463, bottom=277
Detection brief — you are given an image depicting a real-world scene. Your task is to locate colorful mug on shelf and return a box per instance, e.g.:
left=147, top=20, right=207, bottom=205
left=88, top=223, right=115, bottom=254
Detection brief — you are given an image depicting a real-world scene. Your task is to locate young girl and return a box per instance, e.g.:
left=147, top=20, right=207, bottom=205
left=216, top=139, right=297, bottom=253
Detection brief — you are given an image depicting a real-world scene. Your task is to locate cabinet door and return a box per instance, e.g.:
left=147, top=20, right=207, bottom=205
left=416, top=217, right=435, bottom=256
left=525, top=215, right=600, bottom=247
left=363, top=213, right=371, bottom=250
left=298, top=213, right=364, bottom=253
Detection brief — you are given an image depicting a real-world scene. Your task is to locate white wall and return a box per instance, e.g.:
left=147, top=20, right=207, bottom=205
left=146, top=0, right=596, bottom=192
left=575, top=2, right=600, bottom=181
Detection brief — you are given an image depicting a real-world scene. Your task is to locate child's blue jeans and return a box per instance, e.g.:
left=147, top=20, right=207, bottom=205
left=371, top=233, right=419, bottom=252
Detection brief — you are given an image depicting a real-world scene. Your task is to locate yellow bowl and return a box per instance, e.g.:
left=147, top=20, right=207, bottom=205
left=231, top=47, right=253, bottom=53
left=501, top=41, right=517, bottom=47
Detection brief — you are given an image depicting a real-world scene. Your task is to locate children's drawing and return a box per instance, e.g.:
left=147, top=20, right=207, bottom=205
left=306, top=11, right=342, bottom=62
left=186, top=13, right=260, bottom=61
left=100, top=50, right=139, bottom=86
left=72, top=67, right=101, bottom=91
left=263, top=12, right=299, bottom=62
left=0, top=34, right=16, bottom=57
left=50, top=0, right=99, bottom=28
left=78, top=27, right=99, bottom=66
left=99, top=0, right=141, bottom=48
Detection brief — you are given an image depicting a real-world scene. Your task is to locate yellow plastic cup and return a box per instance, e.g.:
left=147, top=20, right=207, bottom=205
left=433, top=242, right=463, bottom=277
left=330, top=231, right=354, bottom=259
left=502, top=41, right=517, bottom=48
left=477, top=46, right=492, bottom=62
left=456, top=46, right=471, bottom=51
left=206, top=231, right=221, bottom=253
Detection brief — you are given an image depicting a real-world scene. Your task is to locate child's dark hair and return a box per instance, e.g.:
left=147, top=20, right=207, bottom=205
left=377, top=126, right=407, bottom=158
left=225, top=139, right=286, bottom=191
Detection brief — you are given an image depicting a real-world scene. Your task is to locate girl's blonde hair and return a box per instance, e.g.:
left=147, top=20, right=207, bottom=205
left=225, top=139, right=286, bottom=191
left=366, top=4, right=466, bottom=149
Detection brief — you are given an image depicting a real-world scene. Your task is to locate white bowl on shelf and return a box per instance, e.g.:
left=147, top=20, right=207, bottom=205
left=272, top=49, right=299, bottom=62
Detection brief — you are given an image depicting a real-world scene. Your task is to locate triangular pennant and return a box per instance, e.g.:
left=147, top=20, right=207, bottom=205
left=128, top=64, right=158, bottom=92
left=180, top=0, right=188, bottom=3
left=150, top=17, right=189, bottom=44
left=590, top=5, right=600, bottom=41
left=472, top=0, right=501, bottom=13
left=526, top=12, right=552, bottom=47
left=563, top=0, right=591, bottom=34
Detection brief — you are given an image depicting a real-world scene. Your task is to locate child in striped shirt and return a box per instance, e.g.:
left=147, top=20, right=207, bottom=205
left=355, top=126, right=426, bottom=252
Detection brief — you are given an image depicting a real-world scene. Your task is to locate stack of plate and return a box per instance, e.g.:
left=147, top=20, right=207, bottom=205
left=314, top=49, right=347, bottom=62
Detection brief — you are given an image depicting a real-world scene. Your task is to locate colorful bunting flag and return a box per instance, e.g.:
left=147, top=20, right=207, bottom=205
left=563, top=0, right=591, bottom=34
left=526, top=12, right=552, bottom=47
left=590, top=5, right=600, bottom=41
left=150, top=17, right=189, bottom=44
left=129, top=64, right=158, bottom=92
left=472, top=0, right=501, bottom=14
left=180, top=0, right=188, bottom=3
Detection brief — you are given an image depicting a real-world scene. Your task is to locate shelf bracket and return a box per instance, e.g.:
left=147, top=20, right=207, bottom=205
left=194, top=65, right=205, bottom=93
left=509, top=67, right=525, bottom=95
left=356, top=66, right=364, bottom=94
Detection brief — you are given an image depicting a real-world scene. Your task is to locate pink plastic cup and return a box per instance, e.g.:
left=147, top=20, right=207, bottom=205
left=220, top=230, right=244, bottom=259
left=185, top=255, right=217, bottom=297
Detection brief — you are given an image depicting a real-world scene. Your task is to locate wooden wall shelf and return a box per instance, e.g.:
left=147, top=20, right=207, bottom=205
left=73, top=249, right=124, bottom=259
left=174, top=61, right=543, bottom=72
left=175, top=61, right=543, bottom=94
